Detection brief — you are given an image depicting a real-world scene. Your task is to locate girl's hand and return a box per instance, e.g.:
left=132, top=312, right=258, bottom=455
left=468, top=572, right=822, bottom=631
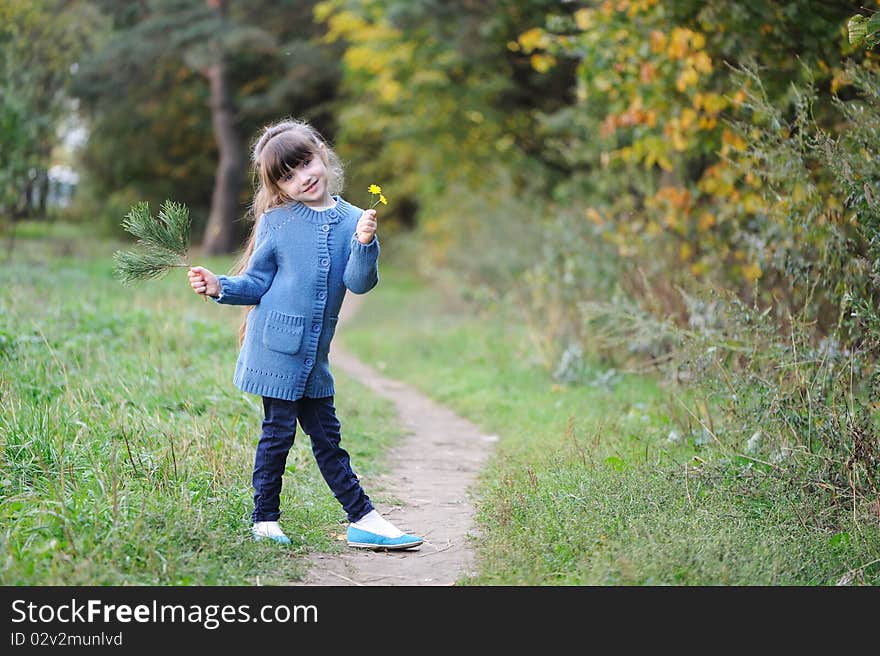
left=188, top=266, right=220, bottom=298
left=356, top=209, right=377, bottom=244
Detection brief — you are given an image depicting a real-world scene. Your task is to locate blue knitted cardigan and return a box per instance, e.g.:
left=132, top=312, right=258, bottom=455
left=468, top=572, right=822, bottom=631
left=213, top=196, right=378, bottom=401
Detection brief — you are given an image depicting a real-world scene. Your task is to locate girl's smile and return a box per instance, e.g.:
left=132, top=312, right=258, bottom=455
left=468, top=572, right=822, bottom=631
left=277, top=151, right=334, bottom=208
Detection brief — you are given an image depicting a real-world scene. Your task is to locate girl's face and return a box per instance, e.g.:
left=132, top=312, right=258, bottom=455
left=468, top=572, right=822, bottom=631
left=276, top=146, right=333, bottom=208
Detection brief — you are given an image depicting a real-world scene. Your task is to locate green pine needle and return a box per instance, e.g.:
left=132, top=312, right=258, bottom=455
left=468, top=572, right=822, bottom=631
left=113, top=200, right=192, bottom=285
left=113, top=246, right=187, bottom=285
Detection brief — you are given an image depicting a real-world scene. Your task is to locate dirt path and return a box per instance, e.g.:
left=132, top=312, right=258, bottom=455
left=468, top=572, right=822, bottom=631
left=296, top=293, right=497, bottom=586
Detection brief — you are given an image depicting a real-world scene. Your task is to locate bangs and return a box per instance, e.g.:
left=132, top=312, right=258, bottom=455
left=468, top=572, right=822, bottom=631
left=262, top=131, right=317, bottom=183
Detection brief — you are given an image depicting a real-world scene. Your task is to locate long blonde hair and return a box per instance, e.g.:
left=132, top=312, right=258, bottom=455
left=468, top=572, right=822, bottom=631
left=232, top=119, right=345, bottom=344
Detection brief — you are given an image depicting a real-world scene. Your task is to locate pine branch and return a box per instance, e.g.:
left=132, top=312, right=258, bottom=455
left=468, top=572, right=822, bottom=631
left=113, top=246, right=187, bottom=285
left=113, top=200, right=193, bottom=286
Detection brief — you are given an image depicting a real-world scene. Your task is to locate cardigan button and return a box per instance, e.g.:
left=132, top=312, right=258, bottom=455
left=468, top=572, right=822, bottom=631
left=329, top=210, right=338, bottom=218
left=305, top=358, right=314, bottom=367
left=318, top=291, right=326, bottom=300
left=312, top=324, right=320, bottom=332
left=321, top=224, right=330, bottom=232
left=320, top=258, right=329, bottom=267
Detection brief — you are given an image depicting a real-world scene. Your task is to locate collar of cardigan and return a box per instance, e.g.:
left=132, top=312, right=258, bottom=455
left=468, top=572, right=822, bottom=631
left=288, top=196, right=350, bottom=224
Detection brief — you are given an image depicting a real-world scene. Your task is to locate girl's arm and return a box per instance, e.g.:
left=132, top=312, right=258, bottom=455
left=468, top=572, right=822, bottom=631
left=343, top=211, right=380, bottom=294
left=214, top=218, right=278, bottom=305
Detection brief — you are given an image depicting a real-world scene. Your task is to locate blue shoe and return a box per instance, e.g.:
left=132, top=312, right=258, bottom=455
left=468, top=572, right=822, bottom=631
left=252, top=521, right=291, bottom=545
left=346, top=526, right=424, bottom=550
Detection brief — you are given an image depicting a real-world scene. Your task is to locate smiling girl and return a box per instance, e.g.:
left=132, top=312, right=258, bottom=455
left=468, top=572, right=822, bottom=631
left=186, top=118, right=423, bottom=551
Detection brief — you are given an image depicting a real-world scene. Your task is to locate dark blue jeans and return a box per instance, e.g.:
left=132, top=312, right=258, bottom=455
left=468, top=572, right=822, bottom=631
left=252, top=395, right=373, bottom=523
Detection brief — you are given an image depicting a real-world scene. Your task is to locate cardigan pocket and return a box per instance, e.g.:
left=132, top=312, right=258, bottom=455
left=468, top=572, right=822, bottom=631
left=262, top=310, right=305, bottom=355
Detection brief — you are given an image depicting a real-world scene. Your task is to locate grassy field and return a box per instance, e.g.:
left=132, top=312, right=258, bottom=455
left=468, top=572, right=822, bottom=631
left=0, top=222, right=405, bottom=585
left=3, top=222, right=879, bottom=585
left=340, top=263, right=880, bottom=585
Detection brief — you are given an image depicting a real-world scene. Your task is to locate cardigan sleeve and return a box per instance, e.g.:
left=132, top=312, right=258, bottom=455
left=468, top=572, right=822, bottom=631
left=343, top=233, right=380, bottom=294
left=213, top=216, right=277, bottom=305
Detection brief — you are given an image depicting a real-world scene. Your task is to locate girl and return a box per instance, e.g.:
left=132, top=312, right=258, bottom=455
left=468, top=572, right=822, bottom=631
left=186, top=118, right=423, bottom=550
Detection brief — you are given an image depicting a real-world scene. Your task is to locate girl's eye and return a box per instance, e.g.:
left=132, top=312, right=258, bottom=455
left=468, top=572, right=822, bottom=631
left=301, top=157, right=311, bottom=167
left=282, top=173, right=293, bottom=182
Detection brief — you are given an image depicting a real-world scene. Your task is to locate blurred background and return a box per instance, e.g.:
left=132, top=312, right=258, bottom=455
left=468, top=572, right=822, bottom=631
left=5, top=1, right=880, bottom=347
left=7, top=0, right=880, bottom=382
left=5, top=0, right=880, bottom=585
left=5, top=0, right=880, bottom=414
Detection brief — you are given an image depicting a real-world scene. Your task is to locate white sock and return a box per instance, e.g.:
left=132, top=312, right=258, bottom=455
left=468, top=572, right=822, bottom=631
left=253, top=521, right=287, bottom=538
left=351, top=509, right=404, bottom=538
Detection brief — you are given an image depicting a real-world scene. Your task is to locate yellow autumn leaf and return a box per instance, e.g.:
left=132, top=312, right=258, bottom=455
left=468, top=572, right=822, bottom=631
left=530, top=53, right=557, bottom=73
left=668, top=27, right=691, bottom=59
left=378, top=78, right=402, bottom=104
left=672, top=131, right=688, bottom=151
left=676, top=66, right=699, bottom=92
left=698, top=212, right=716, bottom=231
left=700, top=93, right=728, bottom=115
left=518, top=27, right=549, bottom=53
left=344, top=45, right=385, bottom=74
left=831, top=67, right=851, bottom=94
left=656, top=153, right=674, bottom=171
left=574, top=8, right=593, bottom=30
left=585, top=207, right=604, bottom=225
left=742, top=262, right=762, bottom=282
left=680, top=108, right=697, bottom=129
left=721, top=128, right=747, bottom=152
left=679, top=242, right=693, bottom=261
left=690, top=261, right=709, bottom=276
left=650, top=30, right=667, bottom=53
left=691, top=51, right=713, bottom=74
left=743, top=193, right=764, bottom=214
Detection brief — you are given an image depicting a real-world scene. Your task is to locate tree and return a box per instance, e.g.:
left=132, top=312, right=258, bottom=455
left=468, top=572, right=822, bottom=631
left=75, top=0, right=340, bottom=252
left=0, top=0, right=103, bottom=228
left=313, top=0, right=577, bottom=248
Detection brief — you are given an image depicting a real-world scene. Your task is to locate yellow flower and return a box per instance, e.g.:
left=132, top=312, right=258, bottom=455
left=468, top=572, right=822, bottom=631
left=367, top=183, right=389, bottom=208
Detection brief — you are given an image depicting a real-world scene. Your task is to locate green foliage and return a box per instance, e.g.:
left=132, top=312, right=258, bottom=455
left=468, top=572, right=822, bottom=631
left=315, top=0, right=575, bottom=236
left=0, top=0, right=104, bottom=219
left=721, top=61, right=880, bottom=346
left=122, top=201, right=191, bottom=256
left=1, top=224, right=405, bottom=584
left=17, top=0, right=880, bottom=583
left=112, top=247, right=186, bottom=285
left=72, top=0, right=341, bottom=239
left=113, top=201, right=192, bottom=285
left=848, top=13, right=880, bottom=48
left=341, top=263, right=880, bottom=585
left=665, top=286, right=879, bottom=507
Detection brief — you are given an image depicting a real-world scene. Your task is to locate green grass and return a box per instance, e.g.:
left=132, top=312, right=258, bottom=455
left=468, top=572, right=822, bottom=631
left=340, top=263, right=880, bottom=585
left=0, top=222, right=405, bottom=585
left=5, top=222, right=878, bottom=585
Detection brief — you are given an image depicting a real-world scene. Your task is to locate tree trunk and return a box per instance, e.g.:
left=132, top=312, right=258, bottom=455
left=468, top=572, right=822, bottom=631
left=201, top=0, right=245, bottom=255
left=37, top=169, right=49, bottom=219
